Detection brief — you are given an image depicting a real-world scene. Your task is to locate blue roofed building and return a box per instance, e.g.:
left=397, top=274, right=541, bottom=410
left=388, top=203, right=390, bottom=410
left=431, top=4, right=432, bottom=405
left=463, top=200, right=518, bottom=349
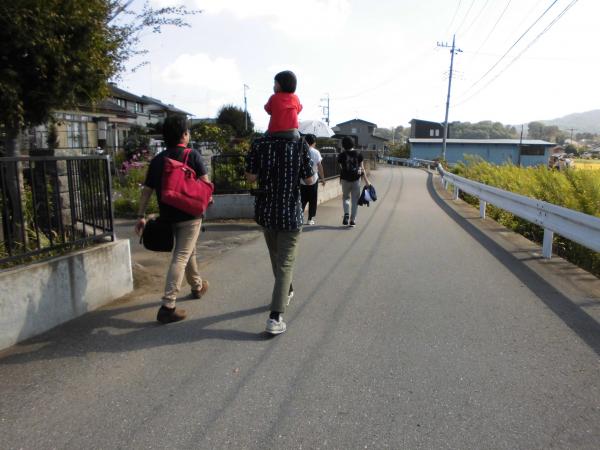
left=409, top=138, right=556, bottom=167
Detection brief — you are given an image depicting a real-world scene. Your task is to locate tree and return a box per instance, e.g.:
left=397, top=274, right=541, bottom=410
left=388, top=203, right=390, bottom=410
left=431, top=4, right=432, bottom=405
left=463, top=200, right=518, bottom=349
left=0, top=1, right=198, bottom=152
left=190, top=122, right=233, bottom=153
left=0, top=1, right=197, bottom=249
left=216, top=104, right=254, bottom=137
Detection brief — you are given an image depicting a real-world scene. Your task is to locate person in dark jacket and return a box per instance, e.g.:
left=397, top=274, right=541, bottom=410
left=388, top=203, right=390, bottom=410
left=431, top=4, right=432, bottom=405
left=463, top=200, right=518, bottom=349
left=135, top=116, right=210, bottom=324
left=337, top=136, right=370, bottom=227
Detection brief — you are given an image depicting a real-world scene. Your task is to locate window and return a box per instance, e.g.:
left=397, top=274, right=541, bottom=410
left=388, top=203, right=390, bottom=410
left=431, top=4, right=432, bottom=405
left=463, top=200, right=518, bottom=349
left=135, top=102, right=144, bottom=113
left=115, top=98, right=125, bottom=107
left=520, top=145, right=545, bottom=156
left=351, top=128, right=357, bottom=134
left=430, top=129, right=434, bottom=137
left=66, top=121, right=89, bottom=149
left=435, top=129, right=440, bottom=137
left=368, top=126, right=374, bottom=134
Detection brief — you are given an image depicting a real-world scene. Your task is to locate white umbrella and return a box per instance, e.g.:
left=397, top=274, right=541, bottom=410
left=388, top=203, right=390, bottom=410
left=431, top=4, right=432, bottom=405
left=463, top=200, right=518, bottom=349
left=298, top=120, right=335, bottom=138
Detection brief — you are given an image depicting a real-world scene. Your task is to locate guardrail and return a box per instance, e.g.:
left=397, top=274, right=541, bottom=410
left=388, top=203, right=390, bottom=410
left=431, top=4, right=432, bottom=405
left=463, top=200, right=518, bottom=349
left=437, top=165, right=600, bottom=259
left=380, top=156, right=437, bottom=169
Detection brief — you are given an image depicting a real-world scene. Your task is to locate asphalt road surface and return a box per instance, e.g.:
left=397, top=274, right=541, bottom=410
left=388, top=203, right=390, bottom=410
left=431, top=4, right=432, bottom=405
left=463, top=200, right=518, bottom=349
left=1, top=166, right=599, bottom=449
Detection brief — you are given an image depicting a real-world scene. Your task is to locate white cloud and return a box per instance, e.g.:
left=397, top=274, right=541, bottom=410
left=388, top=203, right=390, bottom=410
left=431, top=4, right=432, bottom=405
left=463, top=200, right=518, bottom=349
left=151, top=0, right=351, bottom=38
left=160, top=53, right=242, bottom=91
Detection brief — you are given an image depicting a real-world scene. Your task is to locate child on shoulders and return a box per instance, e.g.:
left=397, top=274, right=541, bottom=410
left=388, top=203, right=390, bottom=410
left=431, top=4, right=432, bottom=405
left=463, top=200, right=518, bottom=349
left=265, top=70, right=302, bottom=140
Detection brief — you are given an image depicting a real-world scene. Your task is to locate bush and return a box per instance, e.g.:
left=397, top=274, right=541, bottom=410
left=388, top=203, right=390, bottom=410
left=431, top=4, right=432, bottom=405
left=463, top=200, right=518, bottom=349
left=112, top=166, right=158, bottom=218
left=452, top=157, right=600, bottom=276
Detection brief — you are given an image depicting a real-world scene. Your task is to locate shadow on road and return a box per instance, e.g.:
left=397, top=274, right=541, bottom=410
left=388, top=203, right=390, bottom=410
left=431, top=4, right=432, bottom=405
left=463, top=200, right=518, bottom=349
left=0, top=302, right=270, bottom=366
left=427, top=173, right=600, bottom=357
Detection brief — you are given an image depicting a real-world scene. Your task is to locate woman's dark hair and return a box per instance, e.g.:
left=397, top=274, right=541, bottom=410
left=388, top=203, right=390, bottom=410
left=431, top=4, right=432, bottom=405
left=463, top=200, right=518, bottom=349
left=304, top=134, right=317, bottom=145
left=163, top=115, right=188, bottom=147
left=274, top=70, right=297, bottom=93
left=341, top=136, right=355, bottom=150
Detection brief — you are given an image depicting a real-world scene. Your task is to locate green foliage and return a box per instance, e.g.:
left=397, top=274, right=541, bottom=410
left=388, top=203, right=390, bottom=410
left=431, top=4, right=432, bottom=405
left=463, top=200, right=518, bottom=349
left=0, top=1, right=198, bottom=133
left=453, top=158, right=600, bottom=276
left=112, top=166, right=158, bottom=217
left=190, top=122, right=233, bottom=152
left=388, top=142, right=410, bottom=158
left=217, top=104, right=254, bottom=137
left=528, top=121, right=567, bottom=144
left=449, top=121, right=518, bottom=139
left=124, top=124, right=150, bottom=156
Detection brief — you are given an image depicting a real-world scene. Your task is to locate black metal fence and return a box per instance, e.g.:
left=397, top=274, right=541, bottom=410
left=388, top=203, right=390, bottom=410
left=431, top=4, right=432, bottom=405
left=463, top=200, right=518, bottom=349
left=211, top=154, right=255, bottom=194
left=321, top=153, right=341, bottom=179
left=0, top=155, right=114, bottom=265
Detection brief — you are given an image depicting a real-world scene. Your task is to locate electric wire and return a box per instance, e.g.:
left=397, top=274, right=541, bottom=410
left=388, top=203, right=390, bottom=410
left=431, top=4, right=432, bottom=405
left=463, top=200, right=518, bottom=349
left=454, top=0, right=477, bottom=35
left=471, top=0, right=512, bottom=59
left=455, top=0, right=579, bottom=106
left=460, top=0, right=491, bottom=38
left=462, top=0, right=559, bottom=94
left=445, top=0, right=463, bottom=36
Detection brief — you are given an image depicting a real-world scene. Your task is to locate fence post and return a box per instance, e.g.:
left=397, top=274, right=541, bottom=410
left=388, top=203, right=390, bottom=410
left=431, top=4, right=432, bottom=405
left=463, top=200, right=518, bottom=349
left=453, top=186, right=459, bottom=200
left=479, top=200, right=487, bottom=219
left=542, top=229, right=554, bottom=259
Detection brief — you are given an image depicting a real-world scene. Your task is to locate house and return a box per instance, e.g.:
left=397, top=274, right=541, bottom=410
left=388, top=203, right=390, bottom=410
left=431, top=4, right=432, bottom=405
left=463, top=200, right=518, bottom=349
left=28, top=99, right=136, bottom=156
left=26, top=85, right=192, bottom=156
left=141, top=96, right=192, bottom=123
left=333, top=119, right=388, bottom=151
left=410, top=119, right=447, bottom=138
left=409, top=138, right=555, bottom=167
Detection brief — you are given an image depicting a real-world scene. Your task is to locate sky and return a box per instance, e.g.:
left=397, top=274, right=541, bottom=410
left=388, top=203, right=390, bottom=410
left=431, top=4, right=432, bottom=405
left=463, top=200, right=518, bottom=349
left=117, top=0, right=600, bottom=132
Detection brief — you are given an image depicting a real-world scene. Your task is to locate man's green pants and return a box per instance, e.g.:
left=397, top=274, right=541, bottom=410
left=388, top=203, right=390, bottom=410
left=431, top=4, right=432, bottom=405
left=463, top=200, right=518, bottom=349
left=262, top=229, right=300, bottom=313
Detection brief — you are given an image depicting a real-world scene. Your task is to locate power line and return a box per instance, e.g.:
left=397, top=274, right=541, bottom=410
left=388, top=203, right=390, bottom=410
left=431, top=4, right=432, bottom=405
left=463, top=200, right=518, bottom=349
left=445, top=0, right=463, bottom=36
left=471, top=0, right=512, bottom=59
left=460, top=0, right=492, bottom=38
left=462, top=0, right=559, bottom=95
left=455, top=0, right=579, bottom=106
left=454, top=0, right=477, bottom=35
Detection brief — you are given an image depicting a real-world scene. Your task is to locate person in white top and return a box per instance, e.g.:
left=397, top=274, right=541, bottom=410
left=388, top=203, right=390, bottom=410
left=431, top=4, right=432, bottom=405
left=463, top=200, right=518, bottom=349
left=300, top=134, right=326, bottom=225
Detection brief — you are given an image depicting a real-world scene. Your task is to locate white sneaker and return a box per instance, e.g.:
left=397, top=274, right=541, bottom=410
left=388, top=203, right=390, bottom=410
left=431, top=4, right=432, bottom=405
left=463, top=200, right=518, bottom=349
left=265, top=317, right=287, bottom=335
left=286, top=290, right=294, bottom=306
left=307, top=219, right=315, bottom=225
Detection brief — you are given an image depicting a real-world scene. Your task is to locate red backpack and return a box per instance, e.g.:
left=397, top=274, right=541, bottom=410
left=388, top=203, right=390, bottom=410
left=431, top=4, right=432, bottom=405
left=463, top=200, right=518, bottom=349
left=161, top=148, right=214, bottom=216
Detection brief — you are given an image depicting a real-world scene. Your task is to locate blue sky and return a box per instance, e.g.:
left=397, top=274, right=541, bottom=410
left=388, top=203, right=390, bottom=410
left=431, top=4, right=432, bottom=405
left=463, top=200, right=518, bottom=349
left=118, top=0, right=600, bottom=131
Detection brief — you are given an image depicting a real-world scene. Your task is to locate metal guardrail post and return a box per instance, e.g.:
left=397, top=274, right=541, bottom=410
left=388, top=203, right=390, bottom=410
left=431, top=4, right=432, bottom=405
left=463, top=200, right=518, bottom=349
left=542, top=230, right=554, bottom=259
left=453, top=186, right=459, bottom=200
left=479, top=201, right=487, bottom=219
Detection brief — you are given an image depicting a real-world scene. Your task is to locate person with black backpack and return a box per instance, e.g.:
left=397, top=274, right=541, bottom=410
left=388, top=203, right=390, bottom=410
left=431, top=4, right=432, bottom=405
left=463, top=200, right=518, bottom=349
left=337, top=136, right=370, bottom=227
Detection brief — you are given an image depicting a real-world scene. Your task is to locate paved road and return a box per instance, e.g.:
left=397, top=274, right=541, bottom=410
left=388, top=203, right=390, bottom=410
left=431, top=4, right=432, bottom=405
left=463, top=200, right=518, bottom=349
left=1, top=167, right=599, bottom=449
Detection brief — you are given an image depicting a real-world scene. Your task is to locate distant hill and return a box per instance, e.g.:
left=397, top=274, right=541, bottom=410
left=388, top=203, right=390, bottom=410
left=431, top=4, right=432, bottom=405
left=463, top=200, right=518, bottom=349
left=540, top=109, right=600, bottom=134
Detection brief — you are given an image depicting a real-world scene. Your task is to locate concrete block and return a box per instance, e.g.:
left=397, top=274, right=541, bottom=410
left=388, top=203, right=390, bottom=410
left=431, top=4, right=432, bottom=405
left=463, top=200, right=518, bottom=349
left=0, top=239, right=133, bottom=350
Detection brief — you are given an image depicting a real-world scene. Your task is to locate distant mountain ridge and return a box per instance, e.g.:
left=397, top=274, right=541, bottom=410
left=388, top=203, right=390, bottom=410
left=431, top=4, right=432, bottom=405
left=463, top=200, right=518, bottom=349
left=540, top=109, right=600, bottom=134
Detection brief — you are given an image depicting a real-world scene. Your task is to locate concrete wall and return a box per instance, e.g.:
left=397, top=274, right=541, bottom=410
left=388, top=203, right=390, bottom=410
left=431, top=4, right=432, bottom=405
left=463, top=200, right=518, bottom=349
left=205, top=177, right=344, bottom=220
left=0, top=239, right=133, bottom=350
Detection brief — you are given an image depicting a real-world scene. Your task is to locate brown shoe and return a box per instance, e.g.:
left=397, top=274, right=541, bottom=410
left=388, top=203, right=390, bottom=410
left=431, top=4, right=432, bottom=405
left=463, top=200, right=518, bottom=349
left=156, top=306, right=187, bottom=324
left=191, top=280, right=209, bottom=299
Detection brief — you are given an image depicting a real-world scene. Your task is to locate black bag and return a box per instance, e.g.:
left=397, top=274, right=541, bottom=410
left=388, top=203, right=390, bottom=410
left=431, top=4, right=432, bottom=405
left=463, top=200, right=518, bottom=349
left=140, top=217, right=174, bottom=252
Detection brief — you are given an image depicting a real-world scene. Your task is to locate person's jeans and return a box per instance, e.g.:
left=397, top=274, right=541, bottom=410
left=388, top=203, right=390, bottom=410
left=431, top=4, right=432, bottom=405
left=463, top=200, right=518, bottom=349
left=162, top=219, right=203, bottom=308
left=301, top=183, right=319, bottom=220
left=341, top=179, right=361, bottom=220
left=262, top=228, right=301, bottom=313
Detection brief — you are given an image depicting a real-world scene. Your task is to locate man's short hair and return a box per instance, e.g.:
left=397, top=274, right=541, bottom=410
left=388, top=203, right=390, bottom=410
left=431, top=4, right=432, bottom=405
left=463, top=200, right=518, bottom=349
left=304, top=134, right=317, bottom=145
left=163, top=115, right=188, bottom=147
left=341, top=136, right=355, bottom=150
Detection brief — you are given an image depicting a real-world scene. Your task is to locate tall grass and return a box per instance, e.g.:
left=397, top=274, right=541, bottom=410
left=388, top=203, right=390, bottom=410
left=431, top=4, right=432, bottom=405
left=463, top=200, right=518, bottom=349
left=452, top=157, right=600, bottom=277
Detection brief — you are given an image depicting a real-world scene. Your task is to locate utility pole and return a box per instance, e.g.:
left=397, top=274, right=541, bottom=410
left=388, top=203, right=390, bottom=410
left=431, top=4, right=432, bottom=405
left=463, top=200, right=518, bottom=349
left=437, top=34, right=462, bottom=161
left=320, top=93, right=330, bottom=125
left=243, top=84, right=249, bottom=131
left=568, top=127, right=576, bottom=143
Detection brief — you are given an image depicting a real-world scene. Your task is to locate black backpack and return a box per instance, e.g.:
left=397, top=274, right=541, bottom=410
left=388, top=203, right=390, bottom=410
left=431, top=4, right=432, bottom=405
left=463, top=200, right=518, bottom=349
left=341, top=151, right=361, bottom=181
